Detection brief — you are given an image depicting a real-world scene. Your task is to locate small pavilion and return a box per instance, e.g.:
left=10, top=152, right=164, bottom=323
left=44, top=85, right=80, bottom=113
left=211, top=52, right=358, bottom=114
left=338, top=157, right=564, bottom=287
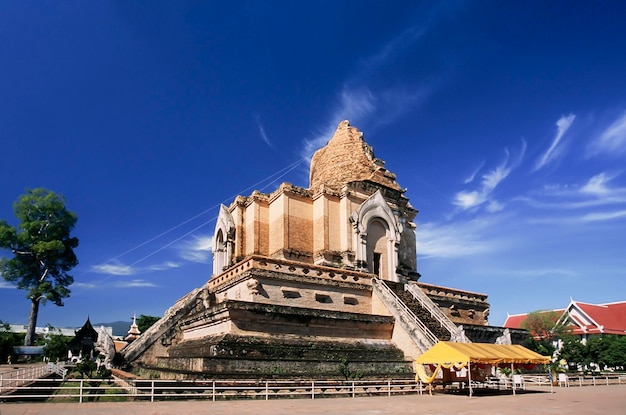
left=415, top=342, right=550, bottom=396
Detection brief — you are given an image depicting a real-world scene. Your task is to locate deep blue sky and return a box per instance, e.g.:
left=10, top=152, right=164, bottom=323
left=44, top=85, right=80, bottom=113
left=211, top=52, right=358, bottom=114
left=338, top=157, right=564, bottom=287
left=2, top=1, right=625, bottom=329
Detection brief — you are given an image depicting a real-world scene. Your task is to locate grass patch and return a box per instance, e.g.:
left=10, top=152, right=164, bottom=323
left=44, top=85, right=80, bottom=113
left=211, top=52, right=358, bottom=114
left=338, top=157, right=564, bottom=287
left=47, top=380, right=130, bottom=402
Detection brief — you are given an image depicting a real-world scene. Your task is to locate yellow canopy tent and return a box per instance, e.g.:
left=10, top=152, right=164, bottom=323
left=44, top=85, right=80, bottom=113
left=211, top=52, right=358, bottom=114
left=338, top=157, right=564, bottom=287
left=415, top=342, right=550, bottom=396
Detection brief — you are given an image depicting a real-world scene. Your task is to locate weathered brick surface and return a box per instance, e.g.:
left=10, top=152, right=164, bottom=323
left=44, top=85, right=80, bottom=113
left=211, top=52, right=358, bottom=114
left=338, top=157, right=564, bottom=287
left=310, top=120, right=402, bottom=192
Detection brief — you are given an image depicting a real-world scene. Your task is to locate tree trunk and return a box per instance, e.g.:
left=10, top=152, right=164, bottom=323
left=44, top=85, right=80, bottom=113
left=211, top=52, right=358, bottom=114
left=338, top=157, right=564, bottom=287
left=24, top=298, right=40, bottom=346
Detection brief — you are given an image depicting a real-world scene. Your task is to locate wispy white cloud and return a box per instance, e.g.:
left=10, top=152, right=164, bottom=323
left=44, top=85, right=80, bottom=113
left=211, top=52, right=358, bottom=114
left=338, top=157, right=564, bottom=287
left=464, top=161, right=485, bottom=184
left=580, top=209, right=626, bottom=222
left=92, top=259, right=181, bottom=276
left=179, top=235, right=212, bottom=263
left=301, top=7, right=444, bottom=162
left=486, top=200, right=504, bottom=213
left=454, top=190, right=484, bottom=210
left=302, top=84, right=434, bottom=162
left=580, top=172, right=614, bottom=196
left=362, top=25, right=427, bottom=71
left=533, top=114, right=575, bottom=171
left=522, top=171, right=626, bottom=225
left=417, top=218, right=502, bottom=259
left=528, top=209, right=626, bottom=226
left=302, top=88, right=377, bottom=160
left=254, top=113, right=272, bottom=147
left=524, top=172, right=626, bottom=210
left=92, top=262, right=135, bottom=276
left=114, top=279, right=157, bottom=288
left=488, top=267, right=577, bottom=279
left=454, top=140, right=526, bottom=211
left=588, top=111, right=626, bottom=156
left=0, top=280, right=16, bottom=289
left=148, top=261, right=181, bottom=271
left=72, top=282, right=98, bottom=289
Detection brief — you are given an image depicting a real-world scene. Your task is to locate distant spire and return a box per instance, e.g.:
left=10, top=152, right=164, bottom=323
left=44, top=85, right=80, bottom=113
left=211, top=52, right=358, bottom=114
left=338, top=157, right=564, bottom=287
left=125, top=314, right=141, bottom=342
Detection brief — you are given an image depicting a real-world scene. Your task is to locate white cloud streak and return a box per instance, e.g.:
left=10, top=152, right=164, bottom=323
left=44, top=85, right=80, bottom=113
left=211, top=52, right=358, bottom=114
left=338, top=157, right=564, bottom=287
left=72, top=282, right=98, bottom=289
left=0, top=280, right=16, bottom=289
left=464, top=161, right=485, bottom=184
left=489, top=267, right=577, bottom=279
left=254, top=113, right=272, bottom=147
left=580, top=172, right=613, bottom=196
left=114, top=279, right=157, bottom=288
left=525, top=172, right=626, bottom=210
left=301, top=9, right=441, bottom=162
left=362, top=25, right=427, bottom=71
left=302, top=88, right=377, bottom=160
left=454, top=140, right=526, bottom=211
left=179, top=235, right=213, bottom=263
left=533, top=114, right=575, bottom=171
left=92, top=263, right=135, bottom=276
left=148, top=261, right=181, bottom=271
left=580, top=209, right=626, bottom=222
left=589, top=111, right=626, bottom=156
left=416, top=218, right=501, bottom=259
left=92, top=260, right=181, bottom=276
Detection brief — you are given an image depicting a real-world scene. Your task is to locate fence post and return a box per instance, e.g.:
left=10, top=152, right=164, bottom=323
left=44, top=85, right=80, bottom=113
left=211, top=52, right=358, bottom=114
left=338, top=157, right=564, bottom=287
left=352, top=381, right=355, bottom=398
left=265, top=380, right=268, bottom=401
left=312, top=381, right=315, bottom=400
left=213, top=380, right=216, bottom=402
left=150, top=380, right=155, bottom=402
left=593, top=376, right=596, bottom=386
left=79, top=379, right=84, bottom=403
left=606, top=376, right=609, bottom=386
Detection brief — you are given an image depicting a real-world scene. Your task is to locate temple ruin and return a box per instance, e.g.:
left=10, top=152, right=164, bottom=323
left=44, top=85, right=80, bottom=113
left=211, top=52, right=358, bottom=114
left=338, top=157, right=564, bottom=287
left=122, top=121, right=524, bottom=379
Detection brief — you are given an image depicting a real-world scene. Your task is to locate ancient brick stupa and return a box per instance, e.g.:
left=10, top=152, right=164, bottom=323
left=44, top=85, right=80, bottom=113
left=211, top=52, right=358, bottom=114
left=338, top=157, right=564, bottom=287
left=123, top=121, right=519, bottom=379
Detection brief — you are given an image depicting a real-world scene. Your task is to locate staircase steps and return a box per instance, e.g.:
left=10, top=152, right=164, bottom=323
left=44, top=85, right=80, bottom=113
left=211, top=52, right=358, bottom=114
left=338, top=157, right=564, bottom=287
left=383, top=281, right=451, bottom=341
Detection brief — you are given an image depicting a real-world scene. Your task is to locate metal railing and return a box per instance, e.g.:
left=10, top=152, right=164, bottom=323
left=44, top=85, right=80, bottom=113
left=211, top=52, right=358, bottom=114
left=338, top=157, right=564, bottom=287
left=47, top=362, right=68, bottom=378
left=404, top=283, right=463, bottom=342
left=0, top=377, right=423, bottom=402
left=372, top=278, right=438, bottom=349
left=0, top=363, right=64, bottom=393
left=2, top=373, right=626, bottom=402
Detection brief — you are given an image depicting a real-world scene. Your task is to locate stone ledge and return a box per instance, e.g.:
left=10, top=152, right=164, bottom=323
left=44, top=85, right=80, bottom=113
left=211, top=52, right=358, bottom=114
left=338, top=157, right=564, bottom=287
left=209, top=255, right=374, bottom=293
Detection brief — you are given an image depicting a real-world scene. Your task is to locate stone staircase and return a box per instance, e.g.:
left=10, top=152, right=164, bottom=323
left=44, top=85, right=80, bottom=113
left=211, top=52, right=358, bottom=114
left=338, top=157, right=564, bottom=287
left=382, top=280, right=454, bottom=342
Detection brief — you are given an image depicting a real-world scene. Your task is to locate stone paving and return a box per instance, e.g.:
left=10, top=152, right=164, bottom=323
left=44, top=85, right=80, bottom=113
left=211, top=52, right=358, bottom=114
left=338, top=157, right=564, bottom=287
left=1, top=385, right=625, bottom=415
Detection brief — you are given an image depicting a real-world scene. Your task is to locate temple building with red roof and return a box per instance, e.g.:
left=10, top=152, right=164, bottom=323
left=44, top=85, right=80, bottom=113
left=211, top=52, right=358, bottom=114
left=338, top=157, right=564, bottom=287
left=504, top=299, right=626, bottom=341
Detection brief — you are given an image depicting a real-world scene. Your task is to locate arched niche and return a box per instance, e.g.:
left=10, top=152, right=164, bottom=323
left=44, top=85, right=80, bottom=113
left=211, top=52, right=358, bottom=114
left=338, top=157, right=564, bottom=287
left=212, top=204, right=235, bottom=276
left=350, top=190, right=402, bottom=282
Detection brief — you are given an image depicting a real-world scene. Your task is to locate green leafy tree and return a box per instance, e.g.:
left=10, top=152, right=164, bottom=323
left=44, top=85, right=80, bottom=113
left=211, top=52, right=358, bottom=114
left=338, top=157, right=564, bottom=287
left=43, top=333, right=70, bottom=361
left=586, top=335, right=626, bottom=370
left=558, top=334, right=587, bottom=368
left=76, top=359, right=97, bottom=378
left=136, top=314, right=160, bottom=333
left=521, top=310, right=567, bottom=357
left=0, top=320, right=23, bottom=364
left=606, top=336, right=626, bottom=370
left=0, top=189, right=79, bottom=346
left=521, top=310, right=564, bottom=340
left=586, top=336, right=609, bottom=369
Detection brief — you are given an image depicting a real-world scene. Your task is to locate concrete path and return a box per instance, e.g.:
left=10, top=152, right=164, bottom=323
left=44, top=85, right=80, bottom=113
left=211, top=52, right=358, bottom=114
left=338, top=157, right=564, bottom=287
left=2, top=385, right=625, bottom=415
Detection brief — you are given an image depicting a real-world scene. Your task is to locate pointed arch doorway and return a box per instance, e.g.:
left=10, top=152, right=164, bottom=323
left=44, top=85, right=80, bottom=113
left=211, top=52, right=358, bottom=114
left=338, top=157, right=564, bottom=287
left=351, top=190, right=402, bottom=282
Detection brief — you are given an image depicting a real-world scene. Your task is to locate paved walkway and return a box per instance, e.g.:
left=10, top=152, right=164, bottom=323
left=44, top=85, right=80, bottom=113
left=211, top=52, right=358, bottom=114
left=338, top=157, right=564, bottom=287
left=2, top=385, right=625, bottom=415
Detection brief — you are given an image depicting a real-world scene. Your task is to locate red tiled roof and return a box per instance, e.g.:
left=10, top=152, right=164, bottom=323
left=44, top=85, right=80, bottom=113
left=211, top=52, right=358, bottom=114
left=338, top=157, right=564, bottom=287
left=503, top=309, right=565, bottom=330
left=504, top=300, right=626, bottom=335
left=572, top=301, right=626, bottom=335
left=503, top=314, right=528, bottom=329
